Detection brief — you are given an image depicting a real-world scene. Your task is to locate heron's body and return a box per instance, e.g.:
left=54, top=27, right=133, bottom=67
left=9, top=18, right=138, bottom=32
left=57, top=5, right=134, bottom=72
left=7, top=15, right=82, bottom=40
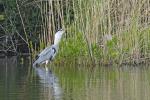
left=33, top=29, right=64, bottom=66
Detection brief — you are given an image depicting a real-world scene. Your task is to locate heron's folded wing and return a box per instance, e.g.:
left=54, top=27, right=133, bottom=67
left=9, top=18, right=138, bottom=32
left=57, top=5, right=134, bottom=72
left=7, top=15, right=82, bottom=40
left=38, top=46, right=52, bottom=57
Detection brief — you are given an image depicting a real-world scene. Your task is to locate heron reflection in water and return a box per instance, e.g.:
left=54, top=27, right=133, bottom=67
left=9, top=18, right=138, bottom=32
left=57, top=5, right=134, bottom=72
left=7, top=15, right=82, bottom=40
left=33, top=29, right=65, bottom=67
left=34, top=66, right=62, bottom=100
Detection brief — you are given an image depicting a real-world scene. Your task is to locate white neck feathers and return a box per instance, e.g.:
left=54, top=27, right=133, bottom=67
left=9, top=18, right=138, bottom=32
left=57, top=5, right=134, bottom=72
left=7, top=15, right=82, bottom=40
left=54, top=30, right=64, bottom=45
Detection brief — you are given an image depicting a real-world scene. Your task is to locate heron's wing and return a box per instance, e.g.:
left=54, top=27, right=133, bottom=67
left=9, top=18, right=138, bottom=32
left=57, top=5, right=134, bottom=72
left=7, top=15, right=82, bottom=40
left=38, top=45, right=52, bottom=57
left=33, top=47, right=53, bottom=66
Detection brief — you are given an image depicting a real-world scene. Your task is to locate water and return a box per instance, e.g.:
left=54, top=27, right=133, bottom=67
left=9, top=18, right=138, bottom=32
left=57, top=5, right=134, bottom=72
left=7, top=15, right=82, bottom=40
left=0, top=56, right=150, bottom=100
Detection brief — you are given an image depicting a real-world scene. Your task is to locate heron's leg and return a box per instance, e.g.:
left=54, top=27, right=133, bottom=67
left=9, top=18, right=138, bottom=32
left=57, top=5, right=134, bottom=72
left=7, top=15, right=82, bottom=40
left=45, top=60, right=49, bottom=65
left=45, top=60, right=49, bottom=71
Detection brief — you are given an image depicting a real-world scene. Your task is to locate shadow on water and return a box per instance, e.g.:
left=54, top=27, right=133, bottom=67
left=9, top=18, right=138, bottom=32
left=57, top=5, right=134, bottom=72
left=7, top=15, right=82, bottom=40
left=33, top=66, right=62, bottom=100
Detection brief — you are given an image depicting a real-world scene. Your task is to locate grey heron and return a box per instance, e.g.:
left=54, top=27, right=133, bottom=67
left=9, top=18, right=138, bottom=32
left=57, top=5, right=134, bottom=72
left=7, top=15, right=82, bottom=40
left=33, top=29, right=65, bottom=67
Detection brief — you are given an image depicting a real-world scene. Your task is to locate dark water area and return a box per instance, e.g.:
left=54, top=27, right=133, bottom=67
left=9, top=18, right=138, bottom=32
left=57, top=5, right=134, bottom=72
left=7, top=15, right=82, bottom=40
left=0, top=56, right=150, bottom=100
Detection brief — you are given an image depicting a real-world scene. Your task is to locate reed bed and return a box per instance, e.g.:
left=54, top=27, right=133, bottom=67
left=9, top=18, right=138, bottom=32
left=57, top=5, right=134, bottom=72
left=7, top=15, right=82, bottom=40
left=2, top=0, right=150, bottom=65
left=56, top=0, right=150, bottom=64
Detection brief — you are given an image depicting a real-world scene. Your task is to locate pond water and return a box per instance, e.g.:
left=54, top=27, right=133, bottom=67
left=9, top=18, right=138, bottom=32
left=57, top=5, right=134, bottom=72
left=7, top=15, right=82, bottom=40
left=0, top=56, right=150, bottom=100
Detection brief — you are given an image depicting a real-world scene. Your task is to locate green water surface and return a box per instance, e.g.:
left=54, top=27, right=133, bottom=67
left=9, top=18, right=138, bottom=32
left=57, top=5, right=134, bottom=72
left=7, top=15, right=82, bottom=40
left=0, top=56, right=150, bottom=100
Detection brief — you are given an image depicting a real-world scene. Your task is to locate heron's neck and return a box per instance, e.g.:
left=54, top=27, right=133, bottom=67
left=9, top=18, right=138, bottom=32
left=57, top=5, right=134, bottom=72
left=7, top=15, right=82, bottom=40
left=54, top=39, right=61, bottom=46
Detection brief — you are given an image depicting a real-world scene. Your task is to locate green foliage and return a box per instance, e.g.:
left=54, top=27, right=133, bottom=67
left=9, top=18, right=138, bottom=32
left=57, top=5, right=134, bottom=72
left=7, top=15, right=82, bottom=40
left=2, top=0, right=150, bottom=65
left=0, top=15, right=4, bottom=21
left=92, top=43, right=102, bottom=59
left=106, top=36, right=119, bottom=58
left=58, top=32, right=88, bottom=58
left=2, top=0, right=42, bottom=52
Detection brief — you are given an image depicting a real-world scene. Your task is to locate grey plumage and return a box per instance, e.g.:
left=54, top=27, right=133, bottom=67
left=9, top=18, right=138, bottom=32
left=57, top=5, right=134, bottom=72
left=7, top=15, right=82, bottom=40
left=33, top=29, right=64, bottom=66
left=33, top=45, right=57, bottom=66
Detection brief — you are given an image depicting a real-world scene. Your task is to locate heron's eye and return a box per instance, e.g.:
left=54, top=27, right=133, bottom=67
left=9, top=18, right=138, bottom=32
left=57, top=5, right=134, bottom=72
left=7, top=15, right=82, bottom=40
left=57, top=29, right=63, bottom=31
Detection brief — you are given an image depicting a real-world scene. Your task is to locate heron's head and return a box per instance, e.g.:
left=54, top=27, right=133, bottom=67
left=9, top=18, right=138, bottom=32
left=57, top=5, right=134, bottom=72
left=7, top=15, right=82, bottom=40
left=54, top=29, right=65, bottom=45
